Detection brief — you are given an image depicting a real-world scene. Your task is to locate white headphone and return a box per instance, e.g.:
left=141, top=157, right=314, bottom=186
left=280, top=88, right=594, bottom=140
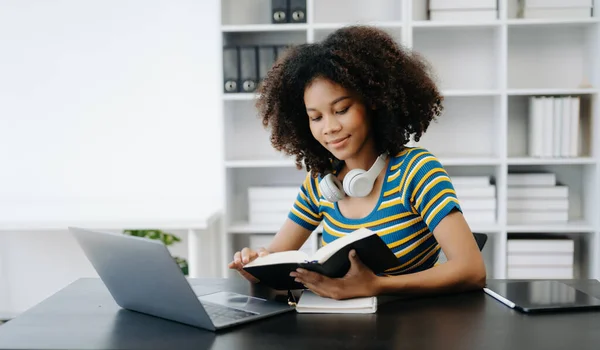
left=319, top=153, right=388, bottom=202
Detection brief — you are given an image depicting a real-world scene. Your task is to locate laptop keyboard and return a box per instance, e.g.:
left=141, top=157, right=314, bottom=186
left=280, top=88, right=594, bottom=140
left=201, top=301, right=258, bottom=324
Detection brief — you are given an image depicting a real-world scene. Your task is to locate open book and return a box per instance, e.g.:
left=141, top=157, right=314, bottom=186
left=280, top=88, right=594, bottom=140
left=296, top=290, right=377, bottom=314
left=242, top=228, right=400, bottom=290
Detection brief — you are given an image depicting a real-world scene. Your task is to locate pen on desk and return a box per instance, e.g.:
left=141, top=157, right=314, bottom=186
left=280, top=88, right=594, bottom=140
left=483, top=288, right=516, bottom=309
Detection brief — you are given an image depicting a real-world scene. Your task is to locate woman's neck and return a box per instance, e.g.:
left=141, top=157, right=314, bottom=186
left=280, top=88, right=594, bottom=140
left=343, top=139, right=380, bottom=171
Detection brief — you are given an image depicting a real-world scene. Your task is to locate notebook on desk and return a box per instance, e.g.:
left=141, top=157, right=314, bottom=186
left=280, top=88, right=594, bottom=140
left=296, top=291, right=378, bottom=314
left=483, top=280, right=600, bottom=313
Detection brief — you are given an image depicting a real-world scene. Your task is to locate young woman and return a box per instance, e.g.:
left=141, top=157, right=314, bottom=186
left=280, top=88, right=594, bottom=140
left=228, top=25, right=486, bottom=300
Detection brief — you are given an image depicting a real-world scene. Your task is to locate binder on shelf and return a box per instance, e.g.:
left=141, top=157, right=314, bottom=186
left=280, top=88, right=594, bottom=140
left=222, top=46, right=240, bottom=93
left=271, top=0, right=288, bottom=23
left=258, top=45, right=277, bottom=83
left=289, top=0, right=307, bottom=23
left=239, top=46, right=259, bottom=93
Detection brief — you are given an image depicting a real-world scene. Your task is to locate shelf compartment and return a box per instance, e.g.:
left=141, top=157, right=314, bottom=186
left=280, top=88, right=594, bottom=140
left=313, top=0, right=402, bottom=24
left=411, top=0, right=499, bottom=24
left=507, top=94, right=594, bottom=158
left=506, top=231, right=597, bottom=280
left=414, top=95, right=503, bottom=159
left=226, top=167, right=306, bottom=226
left=507, top=24, right=598, bottom=89
left=412, top=26, right=501, bottom=90
left=223, top=100, right=288, bottom=163
left=506, top=164, right=598, bottom=226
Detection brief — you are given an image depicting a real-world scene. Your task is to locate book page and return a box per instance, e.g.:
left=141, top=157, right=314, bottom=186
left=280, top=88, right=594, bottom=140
left=311, top=227, right=374, bottom=263
left=242, top=250, right=309, bottom=268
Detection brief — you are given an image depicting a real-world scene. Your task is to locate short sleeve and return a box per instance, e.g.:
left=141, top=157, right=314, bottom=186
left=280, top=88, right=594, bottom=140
left=401, top=151, right=462, bottom=232
left=287, top=172, right=323, bottom=231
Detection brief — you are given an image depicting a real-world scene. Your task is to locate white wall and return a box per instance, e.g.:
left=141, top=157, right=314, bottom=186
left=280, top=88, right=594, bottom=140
left=0, top=0, right=222, bottom=314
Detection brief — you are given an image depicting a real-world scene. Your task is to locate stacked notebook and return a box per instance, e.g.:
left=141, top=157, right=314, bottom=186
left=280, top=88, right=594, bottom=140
left=451, top=176, right=497, bottom=225
left=507, top=236, right=574, bottom=279
left=507, top=172, right=569, bottom=224
left=296, top=290, right=378, bottom=314
left=518, top=0, right=593, bottom=19
left=428, top=0, right=498, bottom=21
left=528, top=96, right=581, bottom=158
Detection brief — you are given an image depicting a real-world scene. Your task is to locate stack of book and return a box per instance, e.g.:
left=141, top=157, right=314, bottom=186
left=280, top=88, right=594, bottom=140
left=507, top=236, right=574, bottom=279
left=518, top=0, right=593, bottom=19
left=507, top=173, right=569, bottom=223
left=247, top=186, right=298, bottom=225
left=451, top=176, right=496, bottom=224
left=428, top=0, right=498, bottom=21
left=528, top=96, right=581, bottom=158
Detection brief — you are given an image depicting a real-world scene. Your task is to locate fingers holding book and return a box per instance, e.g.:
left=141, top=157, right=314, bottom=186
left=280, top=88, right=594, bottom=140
left=228, top=246, right=270, bottom=283
left=290, top=249, right=379, bottom=300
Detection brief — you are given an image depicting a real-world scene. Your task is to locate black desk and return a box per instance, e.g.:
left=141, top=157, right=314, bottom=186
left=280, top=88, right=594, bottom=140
left=1, top=278, right=600, bottom=350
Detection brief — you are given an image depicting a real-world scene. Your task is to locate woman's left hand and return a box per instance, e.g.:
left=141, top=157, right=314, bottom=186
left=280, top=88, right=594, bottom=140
left=290, top=249, right=380, bottom=300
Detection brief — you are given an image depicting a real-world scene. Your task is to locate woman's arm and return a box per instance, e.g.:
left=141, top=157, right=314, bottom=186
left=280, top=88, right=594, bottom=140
left=292, top=210, right=486, bottom=299
left=374, top=209, right=487, bottom=295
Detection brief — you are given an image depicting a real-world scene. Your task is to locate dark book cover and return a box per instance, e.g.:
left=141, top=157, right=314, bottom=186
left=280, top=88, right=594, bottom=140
left=243, top=234, right=400, bottom=290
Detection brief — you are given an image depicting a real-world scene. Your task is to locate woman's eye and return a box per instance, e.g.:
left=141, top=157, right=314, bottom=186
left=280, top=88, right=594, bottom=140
left=310, top=116, right=322, bottom=122
left=335, top=107, right=349, bottom=115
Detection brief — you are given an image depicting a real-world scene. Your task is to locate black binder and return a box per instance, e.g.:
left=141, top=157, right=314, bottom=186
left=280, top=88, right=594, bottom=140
left=271, top=0, right=288, bottom=23
left=258, top=45, right=277, bottom=83
left=222, top=46, right=239, bottom=93
left=239, top=46, right=259, bottom=93
left=289, top=0, right=306, bottom=23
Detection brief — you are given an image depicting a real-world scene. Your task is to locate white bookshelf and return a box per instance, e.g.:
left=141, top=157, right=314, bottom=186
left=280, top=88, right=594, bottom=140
left=218, top=0, right=600, bottom=280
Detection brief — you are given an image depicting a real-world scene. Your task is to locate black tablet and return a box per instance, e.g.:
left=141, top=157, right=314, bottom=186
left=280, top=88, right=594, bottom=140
left=483, top=280, right=600, bottom=313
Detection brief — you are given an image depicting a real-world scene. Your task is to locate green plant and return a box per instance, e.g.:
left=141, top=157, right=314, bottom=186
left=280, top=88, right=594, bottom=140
left=122, top=229, right=189, bottom=276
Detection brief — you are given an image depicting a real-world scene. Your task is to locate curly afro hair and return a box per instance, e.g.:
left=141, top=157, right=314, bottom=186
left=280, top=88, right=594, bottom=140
left=256, top=25, right=443, bottom=176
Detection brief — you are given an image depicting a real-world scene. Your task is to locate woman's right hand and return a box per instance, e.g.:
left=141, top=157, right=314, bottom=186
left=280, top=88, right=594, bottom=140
left=227, top=247, right=269, bottom=283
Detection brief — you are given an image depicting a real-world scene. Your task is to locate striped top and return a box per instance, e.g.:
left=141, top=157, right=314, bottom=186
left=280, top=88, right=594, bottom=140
left=288, top=147, right=462, bottom=275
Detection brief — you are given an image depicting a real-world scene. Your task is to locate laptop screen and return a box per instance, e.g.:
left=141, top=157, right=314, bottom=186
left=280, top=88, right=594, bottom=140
left=484, top=280, right=600, bottom=312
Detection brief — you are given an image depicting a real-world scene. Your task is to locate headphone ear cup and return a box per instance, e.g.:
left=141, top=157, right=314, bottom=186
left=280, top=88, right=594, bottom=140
left=342, top=169, right=368, bottom=197
left=319, top=174, right=345, bottom=202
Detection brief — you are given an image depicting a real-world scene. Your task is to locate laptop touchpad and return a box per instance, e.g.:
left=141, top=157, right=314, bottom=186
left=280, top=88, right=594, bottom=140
left=198, top=291, right=267, bottom=309
left=191, top=285, right=222, bottom=296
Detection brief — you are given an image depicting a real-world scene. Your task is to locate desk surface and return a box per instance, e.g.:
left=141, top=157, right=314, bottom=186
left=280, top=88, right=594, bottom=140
left=1, top=278, right=600, bottom=350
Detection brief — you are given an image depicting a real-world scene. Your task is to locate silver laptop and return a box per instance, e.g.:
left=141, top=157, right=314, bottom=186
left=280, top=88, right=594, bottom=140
left=69, top=227, right=293, bottom=331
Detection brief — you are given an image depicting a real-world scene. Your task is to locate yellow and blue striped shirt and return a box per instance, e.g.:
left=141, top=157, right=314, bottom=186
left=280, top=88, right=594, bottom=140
left=288, top=147, right=462, bottom=275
